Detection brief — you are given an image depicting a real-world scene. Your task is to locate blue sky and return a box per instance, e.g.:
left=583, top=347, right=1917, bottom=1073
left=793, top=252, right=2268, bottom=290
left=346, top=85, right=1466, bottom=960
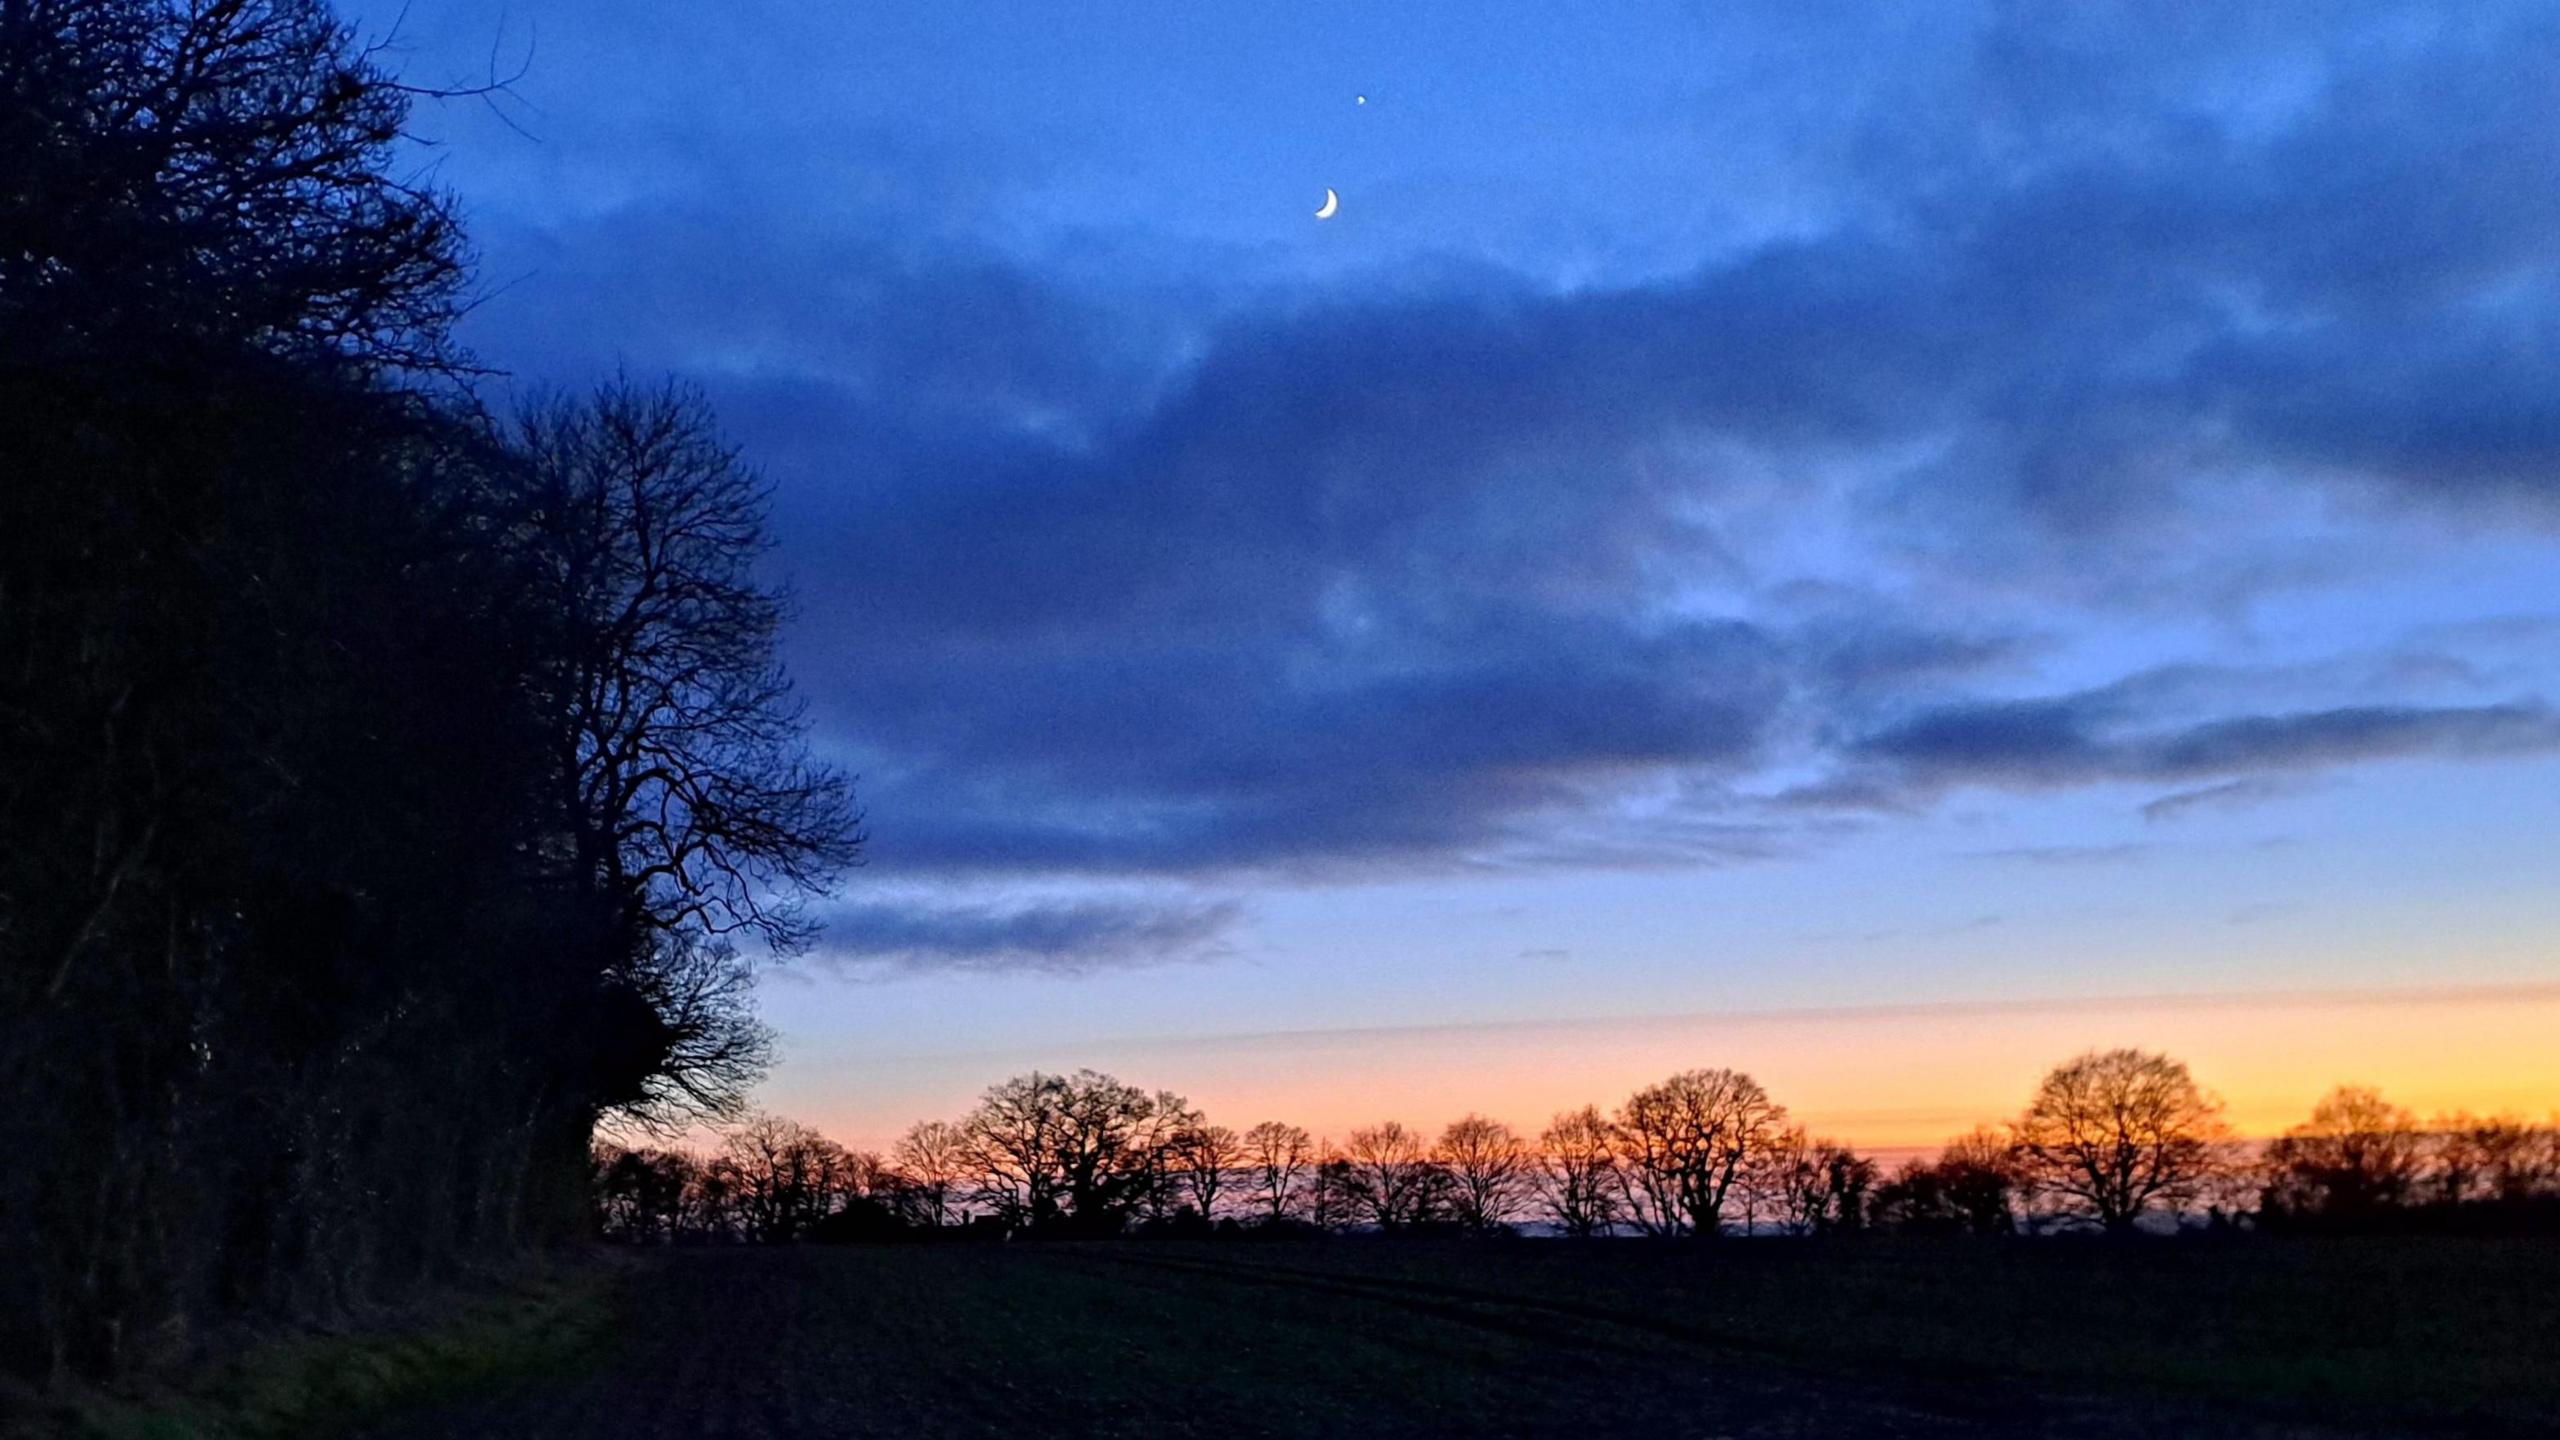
left=372, top=0, right=2560, bottom=1143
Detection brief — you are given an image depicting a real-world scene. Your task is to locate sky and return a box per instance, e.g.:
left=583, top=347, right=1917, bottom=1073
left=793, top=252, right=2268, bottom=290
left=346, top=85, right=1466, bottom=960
left=372, top=0, right=2560, bottom=1152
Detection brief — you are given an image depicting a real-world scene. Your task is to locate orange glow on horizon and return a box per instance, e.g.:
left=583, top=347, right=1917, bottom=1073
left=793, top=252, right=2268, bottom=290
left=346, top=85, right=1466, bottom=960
left=770, top=981, right=2560, bottom=1158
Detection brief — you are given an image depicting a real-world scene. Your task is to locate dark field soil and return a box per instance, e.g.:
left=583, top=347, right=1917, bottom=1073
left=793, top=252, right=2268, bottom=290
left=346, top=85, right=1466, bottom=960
left=351, top=1238, right=2560, bottom=1440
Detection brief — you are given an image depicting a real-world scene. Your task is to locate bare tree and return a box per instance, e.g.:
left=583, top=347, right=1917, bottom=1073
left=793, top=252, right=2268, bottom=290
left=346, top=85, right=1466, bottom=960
left=1341, top=1122, right=1447, bottom=1231
left=1823, top=1146, right=1878, bottom=1232
left=960, top=1073, right=1068, bottom=1227
left=597, top=930, right=774, bottom=1135
left=502, top=380, right=862, bottom=1150
left=1752, top=1127, right=1876, bottom=1235
left=691, top=1156, right=748, bottom=1241
left=2427, top=1113, right=2560, bottom=1205
left=1171, top=1122, right=1244, bottom=1221
left=1125, top=1089, right=1201, bottom=1226
left=893, top=1120, right=970, bottom=1228
left=2013, top=1049, right=2229, bottom=1231
left=1308, top=1148, right=1358, bottom=1232
left=512, top=379, right=865, bottom=957
left=1610, top=1111, right=1684, bottom=1236
left=1436, top=1115, right=1535, bottom=1232
left=2261, top=1085, right=2425, bottom=1221
left=958, top=1071, right=1188, bottom=1233
left=1242, top=1121, right=1315, bottom=1224
left=1750, top=1125, right=1820, bottom=1235
left=721, top=1112, right=859, bottom=1243
left=0, top=0, right=471, bottom=371
left=1612, top=1068, right=1786, bottom=1237
left=592, top=1144, right=700, bottom=1243
left=1537, top=1106, right=1621, bottom=1237
left=1939, top=1126, right=2025, bottom=1232
left=1875, top=1126, right=2024, bottom=1235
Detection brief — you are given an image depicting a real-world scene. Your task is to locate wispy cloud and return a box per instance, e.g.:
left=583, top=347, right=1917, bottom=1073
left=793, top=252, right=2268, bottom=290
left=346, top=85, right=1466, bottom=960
left=815, top=899, right=1243, bottom=977
left=862, top=980, right=2560, bottom=1063
left=1802, top=699, right=2560, bottom=813
left=2142, top=776, right=2319, bottom=824
left=1968, top=844, right=2153, bottom=867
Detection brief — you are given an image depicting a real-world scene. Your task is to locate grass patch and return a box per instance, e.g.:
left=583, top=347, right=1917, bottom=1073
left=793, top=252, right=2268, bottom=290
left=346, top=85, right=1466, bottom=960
left=12, top=1258, right=621, bottom=1440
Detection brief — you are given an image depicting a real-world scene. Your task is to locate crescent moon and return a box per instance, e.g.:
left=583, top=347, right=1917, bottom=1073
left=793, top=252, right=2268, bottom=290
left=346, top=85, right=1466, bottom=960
left=1315, top=188, right=1339, bottom=220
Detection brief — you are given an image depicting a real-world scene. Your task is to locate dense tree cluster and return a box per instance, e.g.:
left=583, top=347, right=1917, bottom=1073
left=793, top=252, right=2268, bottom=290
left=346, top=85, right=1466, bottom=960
left=594, top=1115, right=893, bottom=1245
left=601, top=1054, right=2560, bottom=1247
left=1, top=0, right=855, bottom=1380
left=2258, top=1086, right=2560, bottom=1230
left=1869, top=1128, right=2027, bottom=1235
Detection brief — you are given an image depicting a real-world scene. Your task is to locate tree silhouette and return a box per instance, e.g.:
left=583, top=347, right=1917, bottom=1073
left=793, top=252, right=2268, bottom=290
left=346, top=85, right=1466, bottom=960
left=1876, top=1127, right=2023, bottom=1234
left=2428, top=1113, right=2560, bottom=1206
left=893, top=1120, right=971, bottom=1228
left=2012, top=1049, right=2228, bottom=1232
left=1753, top=1127, right=1875, bottom=1235
left=1242, top=1121, right=1316, bottom=1224
left=593, top=1144, right=702, bottom=1243
left=1538, top=1106, right=1622, bottom=1237
left=1131, top=1090, right=1203, bottom=1227
left=508, top=380, right=865, bottom=958
left=2, top=4, right=855, bottom=1371
left=1309, top=1150, right=1359, bottom=1232
left=1937, top=1126, right=2025, bottom=1233
left=2260, top=1086, right=2424, bottom=1222
left=1436, top=1115, right=1535, bottom=1232
left=4, top=1, right=502, bottom=1373
left=721, top=1112, right=872, bottom=1243
left=602, top=930, right=774, bottom=1134
left=1613, top=1068, right=1785, bottom=1237
left=1340, top=1122, right=1447, bottom=1231
left=1172, top=1122, right=1244, bottom=1221
left=0, top=0, right=469, bottom=371
left=958, top=1071, right=1190, bottom=1234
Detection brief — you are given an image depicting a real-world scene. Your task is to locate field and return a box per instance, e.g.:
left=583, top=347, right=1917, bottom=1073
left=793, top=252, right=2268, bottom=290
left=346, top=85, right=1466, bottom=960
left=338, top=1236, right=2558, bottom=1439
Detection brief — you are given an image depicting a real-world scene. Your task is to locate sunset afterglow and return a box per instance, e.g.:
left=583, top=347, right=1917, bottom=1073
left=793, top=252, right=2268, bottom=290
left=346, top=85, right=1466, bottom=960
left=768, top=982, right=2560, bottom=1155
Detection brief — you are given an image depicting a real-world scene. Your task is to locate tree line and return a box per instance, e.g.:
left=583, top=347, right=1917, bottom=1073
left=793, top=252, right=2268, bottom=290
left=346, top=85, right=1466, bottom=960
left=2, top=0, right=855, bottom=1380
left=595, top=1050, right=2560, bottom=1243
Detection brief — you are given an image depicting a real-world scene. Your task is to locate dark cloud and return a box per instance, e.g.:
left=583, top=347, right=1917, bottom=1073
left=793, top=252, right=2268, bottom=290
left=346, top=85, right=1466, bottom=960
left=2148, top=704, right=2560, bottom=774
left=814, top=898, right=1242, bottom=976
left=438, top=2, right=2560, bottom=887
left=832, top=610, right=1798, bottom=877
left=1818, top=698, right=2560, bottom=809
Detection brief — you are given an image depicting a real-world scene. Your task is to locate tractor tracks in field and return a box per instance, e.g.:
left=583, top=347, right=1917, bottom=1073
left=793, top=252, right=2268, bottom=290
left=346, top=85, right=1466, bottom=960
left=1049, top=1246, right=2035, bottom=1427
left=1045, top=1247, right=2389, bottom=1439
left=1055, top=1246, right=1750, bottom=1359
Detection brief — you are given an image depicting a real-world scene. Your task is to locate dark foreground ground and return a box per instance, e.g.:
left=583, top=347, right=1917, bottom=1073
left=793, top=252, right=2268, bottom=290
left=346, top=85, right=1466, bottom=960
left=350, top=1236, right=2560, bottom=1440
